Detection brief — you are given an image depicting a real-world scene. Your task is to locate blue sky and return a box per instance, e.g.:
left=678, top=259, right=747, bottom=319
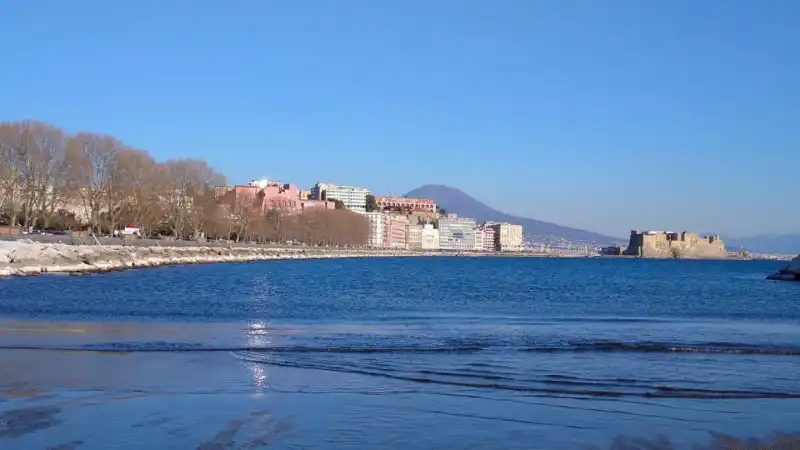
left=1, top=0, right=797, bottom=237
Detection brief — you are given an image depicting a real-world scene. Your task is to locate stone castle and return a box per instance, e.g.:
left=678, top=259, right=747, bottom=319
left=619, top=230, right=727, bottom=259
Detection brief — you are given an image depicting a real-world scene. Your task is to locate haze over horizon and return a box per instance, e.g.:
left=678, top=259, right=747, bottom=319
left=1, top=1, right=797, bottom=237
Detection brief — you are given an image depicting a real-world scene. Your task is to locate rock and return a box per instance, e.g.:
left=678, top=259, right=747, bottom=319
left=0, top=241, right=425, bottom=278
left=766, top=255, right=800, bottom=281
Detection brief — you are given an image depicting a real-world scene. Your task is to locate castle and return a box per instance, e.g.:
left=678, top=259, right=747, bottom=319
left=618, top=230, right=727, bottom=259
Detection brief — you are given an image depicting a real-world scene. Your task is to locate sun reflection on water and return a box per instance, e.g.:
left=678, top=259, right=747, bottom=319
left=243, top=321, right=273, bottom=391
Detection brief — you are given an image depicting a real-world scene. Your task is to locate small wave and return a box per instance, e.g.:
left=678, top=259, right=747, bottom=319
left=231, top=352, right=800, bottom=400
left=2, top=339, right=800, bottom=356
left=553, top=341, right=800, bottom=356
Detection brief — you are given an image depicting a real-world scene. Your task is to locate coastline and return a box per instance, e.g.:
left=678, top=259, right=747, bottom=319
left=3, top=239, right=787, bottom=279
left=0, top=240, right=420, bottom=278
left=0, top=239, right=553, bottom=278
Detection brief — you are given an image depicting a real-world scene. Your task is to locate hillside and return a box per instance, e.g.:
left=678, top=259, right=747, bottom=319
left=405, top=184, right=622, bottom=244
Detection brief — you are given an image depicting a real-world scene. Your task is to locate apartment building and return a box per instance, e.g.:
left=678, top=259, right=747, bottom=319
left=473, top=228, right=485, bottom=251
left=437, top=214, right=476, bottom=251
left=310, top=182, right=371, bottom=212
left=406, top=224, right=423, bottom=250
left=482, top=226, right=496, bottom=251
left=363, top=212, right=385, bottom=248
left=363, top=212, right=408, bottom=248
left=487, top=222, right=524, bottom=252
left=384, top=215, right=408, bottom=249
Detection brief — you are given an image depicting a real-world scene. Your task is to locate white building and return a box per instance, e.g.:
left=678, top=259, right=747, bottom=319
left=437, top=215, right=476, bottom=251
left=311, top=182, right=371, bottom=212
left=473, top=228, right=485, bottom=251
left=421, top=224, right=440, bottom=250
left=482, top=226, right=497, bottom=251
left=362, top=212, right=385, bottom=248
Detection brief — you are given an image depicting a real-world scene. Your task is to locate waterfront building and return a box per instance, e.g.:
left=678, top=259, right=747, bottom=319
left=482, top=226, right=496, bottom=251
left=437, top=215, right=477, bottom=251
left=363, top=212, right=385, bottom=248
left=406, top=224, right=423, bottom=250
left=473, top=228, right=485, bottom=251
left=486, top=222, right=524, bottom=252
left=420, top=224, right=440, bottom=250
left=311, top=182, right=371, bottom=212
left=375, top=196, right=436, bottom=214
left=384, top=215, right=408, bottom=249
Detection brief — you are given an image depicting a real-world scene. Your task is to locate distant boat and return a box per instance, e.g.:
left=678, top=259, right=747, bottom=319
left=766, top=255, right=800, bottom=281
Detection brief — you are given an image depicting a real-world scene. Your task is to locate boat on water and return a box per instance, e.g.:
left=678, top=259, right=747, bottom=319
left=766, top=255, right=800, bottom=281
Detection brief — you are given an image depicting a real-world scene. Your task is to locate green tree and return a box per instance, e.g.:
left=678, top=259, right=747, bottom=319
left=331, top=199, right=346, bottom=210
left=365, top=194, right=377, bottom=212
left=436, top=206, right=447, bottom=216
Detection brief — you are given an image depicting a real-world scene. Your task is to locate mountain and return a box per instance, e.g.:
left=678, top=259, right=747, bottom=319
left=723, top=234, right=800, bottom=255
left=404, top=184, right=622, bottom=244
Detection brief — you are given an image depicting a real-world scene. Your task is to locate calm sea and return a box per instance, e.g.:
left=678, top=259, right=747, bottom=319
left=1, top=257, right=799, bottom=449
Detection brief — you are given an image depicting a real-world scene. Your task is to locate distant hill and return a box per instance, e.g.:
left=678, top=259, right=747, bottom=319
left=405, top=184, right=622, bottom=244
left=723, top=234, right=800, bottom=255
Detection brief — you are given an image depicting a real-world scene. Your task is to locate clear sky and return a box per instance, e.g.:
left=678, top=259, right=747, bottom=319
left=1, top=0, right=797, bottom=237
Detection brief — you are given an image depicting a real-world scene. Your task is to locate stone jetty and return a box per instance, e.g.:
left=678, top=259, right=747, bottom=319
left=766, top=255, right=800, bottom=281
left=0, top=240, right=416, bottom=277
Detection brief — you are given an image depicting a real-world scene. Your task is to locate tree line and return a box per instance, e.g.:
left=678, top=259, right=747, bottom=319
left=0, top=120, right=369, bottom=246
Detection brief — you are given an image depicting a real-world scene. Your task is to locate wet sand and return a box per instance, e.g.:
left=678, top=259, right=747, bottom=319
left=3, top=320, right=800, bottom=449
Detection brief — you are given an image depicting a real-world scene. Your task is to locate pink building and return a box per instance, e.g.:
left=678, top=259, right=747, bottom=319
left=219, top=183, right=301, bottom=214
left=384, top=216, right=408, bottom=249
left=219, top=185, right=261, bottom=211
left=260, top=182, right=299, bottom=211
left=218, top=182, right=339, bottom=216
left=376, top=196, right=436, bottom=213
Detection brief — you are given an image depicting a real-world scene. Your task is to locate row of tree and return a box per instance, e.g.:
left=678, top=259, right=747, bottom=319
left=212, top=208, right=369, bottom=246
left=0, top=120, right=369, bottom=245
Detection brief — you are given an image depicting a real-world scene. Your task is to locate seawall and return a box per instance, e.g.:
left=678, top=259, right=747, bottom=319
left=0, top=240, right=416, bottom=277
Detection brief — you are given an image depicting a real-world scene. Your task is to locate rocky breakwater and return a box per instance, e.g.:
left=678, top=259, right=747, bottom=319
left=0, top=240, right=413, bottom=277
left=766, top=255, right=800, bottom=281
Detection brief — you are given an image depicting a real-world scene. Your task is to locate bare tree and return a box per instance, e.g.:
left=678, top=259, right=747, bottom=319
left=1, top=119, right=373, bottom=247
left=0, top=121, right=69, bottom=229
left=103, top=147, right=159, bottom=235
left=31, top=123, right=69, bottom=228
left=126, top=149, right=160, bottom=237
left=0, top=123, right=23, bottom=226
left=231, top=193, right=257, bottom=242
left=65, top=132, right=123, bottom=234
left=162, top=159, right=226, bottom=238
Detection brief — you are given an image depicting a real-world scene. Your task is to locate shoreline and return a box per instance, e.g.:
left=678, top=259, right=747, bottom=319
left=0, top=240, right=553, bottom=278
left=2, top=240, right=788, bottom=279
left=0, top=240, right=424, bottom=278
